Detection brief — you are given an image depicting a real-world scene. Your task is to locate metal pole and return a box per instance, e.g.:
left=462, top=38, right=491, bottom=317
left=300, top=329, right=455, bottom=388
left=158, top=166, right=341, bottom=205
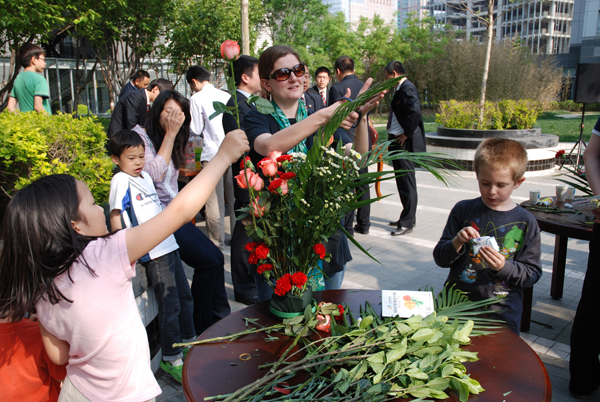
left=93, top=70, right=99, bottom=114
left=55, top=60, right=63, bottom=113
left=69, top=68, right=75, bottom=113
left=241, top=0, right=250, bottom=55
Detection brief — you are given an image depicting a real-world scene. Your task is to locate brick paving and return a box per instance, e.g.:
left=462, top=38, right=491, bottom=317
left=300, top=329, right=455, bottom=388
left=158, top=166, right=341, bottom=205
left=156, top=163, right=598, bottom=402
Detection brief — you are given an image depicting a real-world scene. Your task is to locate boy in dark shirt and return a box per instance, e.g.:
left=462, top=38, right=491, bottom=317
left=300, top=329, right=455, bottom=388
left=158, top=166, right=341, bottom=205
left=433, top=138, right=542, bottom=334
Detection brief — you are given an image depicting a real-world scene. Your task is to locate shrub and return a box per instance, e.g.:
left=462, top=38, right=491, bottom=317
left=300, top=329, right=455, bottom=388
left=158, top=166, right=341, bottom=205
left=0, top=111, right=112, bottom=214
left=435, top=99, right=543, bottom=130
left=435, top=100, right=476, bottom=129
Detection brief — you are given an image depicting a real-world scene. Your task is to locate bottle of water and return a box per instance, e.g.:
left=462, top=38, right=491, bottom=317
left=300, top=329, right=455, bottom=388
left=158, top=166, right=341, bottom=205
left=194, top=136, right=203, bottom=172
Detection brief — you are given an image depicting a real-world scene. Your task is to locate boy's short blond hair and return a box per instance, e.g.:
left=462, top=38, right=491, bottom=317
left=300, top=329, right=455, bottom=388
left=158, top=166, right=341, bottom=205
left=474, top=138, right=528, bottom=181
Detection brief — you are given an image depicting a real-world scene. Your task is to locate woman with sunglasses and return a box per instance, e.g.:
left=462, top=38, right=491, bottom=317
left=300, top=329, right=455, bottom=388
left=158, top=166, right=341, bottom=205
left=240, top=45, right=384, bottom=301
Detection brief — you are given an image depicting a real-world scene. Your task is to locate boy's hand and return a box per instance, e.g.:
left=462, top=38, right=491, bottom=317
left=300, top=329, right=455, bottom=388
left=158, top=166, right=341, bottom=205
left=479, top=246, right=506, bottom=271
left=452, top=226, right=479, bottom=252
left=219, top=129, right=249, bottom=164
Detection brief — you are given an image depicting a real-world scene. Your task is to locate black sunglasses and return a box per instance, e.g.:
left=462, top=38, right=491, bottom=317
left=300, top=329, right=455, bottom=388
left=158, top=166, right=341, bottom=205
left=268, top=64, right=305, bottom=81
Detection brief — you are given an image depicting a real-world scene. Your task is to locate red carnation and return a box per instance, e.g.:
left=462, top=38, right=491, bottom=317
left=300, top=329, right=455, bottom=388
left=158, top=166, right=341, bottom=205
left=313, top=243, right=326, bottom=259
left=279, top=172, right=296, bottom=180
left=268, top=179, right=283, bottom=193
left=255, top=243, right=270, bottom=260
left=335, top=304, right=345, bottom=323
left=276, top=155, right=292, bottom=163
left=290, top=272, right=307, bottom=288
left=555, top=150, right=565, bottom=158
left=248, top=251, right=259, bottom=265
left=244, top=241, right=259, bottom=252
left=239, top=156, right=252, bottom=169
left=274, top=274, right=292, bottom=296
left=257, top=263, right=273, bottom=274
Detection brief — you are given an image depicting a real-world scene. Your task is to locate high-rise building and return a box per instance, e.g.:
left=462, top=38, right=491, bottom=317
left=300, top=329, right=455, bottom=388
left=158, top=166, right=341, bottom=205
left=554, top=0, right=600, bottom=77
left=322, top=0, right=397, bottom=26
left=397, top=0, right=428, bottom=30
left=426, top=0, right=573, bottom=54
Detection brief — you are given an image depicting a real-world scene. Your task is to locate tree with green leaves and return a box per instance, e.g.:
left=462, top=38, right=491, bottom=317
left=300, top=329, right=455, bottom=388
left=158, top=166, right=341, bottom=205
left=161, top=0, right=264, bottom=82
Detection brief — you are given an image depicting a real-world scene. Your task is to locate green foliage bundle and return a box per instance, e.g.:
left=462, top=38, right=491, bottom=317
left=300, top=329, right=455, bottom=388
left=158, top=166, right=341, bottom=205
left=436, top=100, right=543, bottom=130
left=184, top=286, right=504, bottom=402
left=0, top=111, right=112, bottom=207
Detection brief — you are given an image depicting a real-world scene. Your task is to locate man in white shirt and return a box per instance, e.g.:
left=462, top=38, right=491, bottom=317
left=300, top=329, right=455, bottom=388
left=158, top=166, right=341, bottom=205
left=307, top=66, right=330, bottom=107
left=186, top=66, right=233, bottom=249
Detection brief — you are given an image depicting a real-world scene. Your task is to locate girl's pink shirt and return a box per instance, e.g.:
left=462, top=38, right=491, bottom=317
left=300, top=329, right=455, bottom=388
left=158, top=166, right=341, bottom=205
left=36, top=230, right=161, bottom=402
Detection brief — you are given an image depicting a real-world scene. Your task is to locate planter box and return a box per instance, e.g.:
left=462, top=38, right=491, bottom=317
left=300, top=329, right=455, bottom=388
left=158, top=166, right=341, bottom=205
left=425, top=127, right=559, bottom=174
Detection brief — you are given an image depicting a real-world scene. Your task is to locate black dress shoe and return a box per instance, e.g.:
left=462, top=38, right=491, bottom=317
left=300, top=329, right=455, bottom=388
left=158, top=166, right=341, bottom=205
left=354, top=226, right=370, bottom=235
left=391, top=227, right=413, bottom=236
left=389, top=220, right=400, bottom=227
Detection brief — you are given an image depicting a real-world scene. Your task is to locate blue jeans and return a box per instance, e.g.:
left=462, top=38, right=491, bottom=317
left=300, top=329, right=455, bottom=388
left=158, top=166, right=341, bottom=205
left=143, top=251, right=195, bottom=360
left=325, top=266, right=346, bottom=290
left=174, top=222, right=230, bottom=334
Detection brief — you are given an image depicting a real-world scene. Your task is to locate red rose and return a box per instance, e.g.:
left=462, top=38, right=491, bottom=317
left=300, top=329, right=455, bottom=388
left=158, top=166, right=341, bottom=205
left=244, top=241, right=259, bottom=252
left=313, top=243, right=326, bottom=259
left=315, top=314, right=331, bottom=333
left=276, top=155, right=292, bottom=163
left=257, top=263, right=273, bottom=274
left=255, top=243, right=270, bottom=260
left=274, top=274, right=292, bottom=296
left=555, top=149, right=565, bottom=158
left=290, top=272, right=307, bottom=288
left=279, top=172, right=296, bottom=180
left=220, top=40, right=240, bottom=61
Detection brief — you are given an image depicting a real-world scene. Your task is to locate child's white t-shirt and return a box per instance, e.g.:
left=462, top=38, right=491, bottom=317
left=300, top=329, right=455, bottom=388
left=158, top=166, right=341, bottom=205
left=109, top=171, right=178, bottom=260
left=36, top=230, right=161, bottom=402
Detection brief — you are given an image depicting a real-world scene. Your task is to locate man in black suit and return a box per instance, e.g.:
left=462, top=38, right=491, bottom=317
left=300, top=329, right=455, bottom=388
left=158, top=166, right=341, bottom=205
left=329, top=56, right=370, bottom=236
left=222, top=55, right=262, bottom=305
left=307, top=66, right=330, bottom=108
left=384, top=61, right=426, bottom=236
left=118, top=70, right=150, bottom=100
left=107, top=78, right=173, bottom=139
left=301, top=64, right=322, bottom=112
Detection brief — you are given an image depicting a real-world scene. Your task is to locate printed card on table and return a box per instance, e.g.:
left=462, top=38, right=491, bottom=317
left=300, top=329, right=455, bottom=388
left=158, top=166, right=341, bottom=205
left=381, top=290, right=435, bottom=318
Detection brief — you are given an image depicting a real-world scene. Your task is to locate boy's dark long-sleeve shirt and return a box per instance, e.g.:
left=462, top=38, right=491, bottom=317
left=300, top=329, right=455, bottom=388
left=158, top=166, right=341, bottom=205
left=433, top=197, right=542, bottom=333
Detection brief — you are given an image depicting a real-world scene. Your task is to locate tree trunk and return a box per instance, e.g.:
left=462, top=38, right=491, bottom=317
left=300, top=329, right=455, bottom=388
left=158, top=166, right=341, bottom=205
left=241, top=0, right=250, bottom=55
left=478, top=0, right=495, bottom=126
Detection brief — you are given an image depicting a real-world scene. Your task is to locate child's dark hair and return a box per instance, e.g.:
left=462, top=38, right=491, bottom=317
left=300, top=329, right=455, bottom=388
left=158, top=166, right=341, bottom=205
left=109, top=130, right=145, bottom=157
left=145, top=90, right=190, bottom=168
left=18, top=43, right=45, bottom=67
left=0, top=175, right=99, bottom=321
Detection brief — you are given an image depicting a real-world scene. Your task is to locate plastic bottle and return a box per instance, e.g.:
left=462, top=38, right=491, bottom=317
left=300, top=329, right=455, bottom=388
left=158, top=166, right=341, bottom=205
left=185, top=137, right=195, bottom=169
left=194, top=136, right=203, bottom=172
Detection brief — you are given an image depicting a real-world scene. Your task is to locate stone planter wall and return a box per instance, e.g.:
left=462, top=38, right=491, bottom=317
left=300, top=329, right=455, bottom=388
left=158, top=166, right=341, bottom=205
left=426, top=127, right=560, bottom=175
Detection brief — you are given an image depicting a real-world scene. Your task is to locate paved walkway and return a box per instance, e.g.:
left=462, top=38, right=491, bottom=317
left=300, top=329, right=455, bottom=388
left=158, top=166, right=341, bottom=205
left=156, top=164, right=598, bottom=402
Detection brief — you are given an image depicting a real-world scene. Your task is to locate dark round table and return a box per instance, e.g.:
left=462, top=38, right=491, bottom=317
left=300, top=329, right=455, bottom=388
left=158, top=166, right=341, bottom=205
left=183, top=289, right=551, bottom=401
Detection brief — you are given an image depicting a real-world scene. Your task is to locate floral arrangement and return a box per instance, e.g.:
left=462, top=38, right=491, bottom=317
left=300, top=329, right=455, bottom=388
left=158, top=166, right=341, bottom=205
left=214, top=40, right=456, bottom=307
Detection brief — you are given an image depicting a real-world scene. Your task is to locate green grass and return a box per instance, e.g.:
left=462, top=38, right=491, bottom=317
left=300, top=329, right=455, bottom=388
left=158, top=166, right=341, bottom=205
left=535, top=112, right=598, bottom=142
left=372, top=110, right=599, bottom=143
